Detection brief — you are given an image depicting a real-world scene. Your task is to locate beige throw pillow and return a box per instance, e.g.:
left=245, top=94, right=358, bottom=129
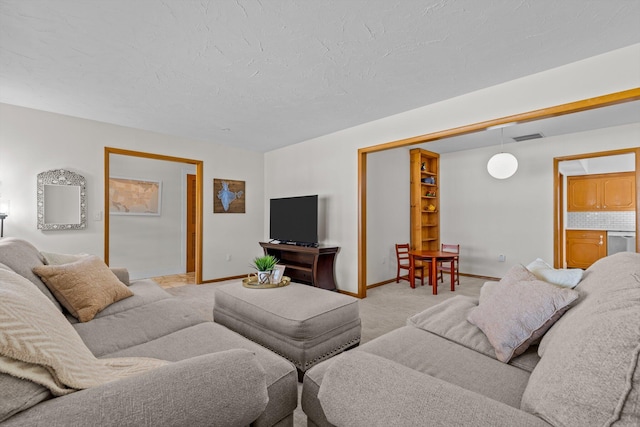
left=478, top=264, right=538, bottom=305
left=33, top=255, right=133, bottom=322
left=467, top=279, right=579, bottom=363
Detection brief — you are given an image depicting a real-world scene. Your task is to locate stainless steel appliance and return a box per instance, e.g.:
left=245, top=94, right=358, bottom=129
left=607, top=231, right=636, bottom=255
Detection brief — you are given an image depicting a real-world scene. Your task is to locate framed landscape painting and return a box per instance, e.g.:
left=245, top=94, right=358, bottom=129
left=109, top=177, right=162, bottom=215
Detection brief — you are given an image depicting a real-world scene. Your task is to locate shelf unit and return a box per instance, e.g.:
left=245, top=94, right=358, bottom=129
left=410, top=148, right=440, bottom=251
left=259, top=242, right=339, bottom=291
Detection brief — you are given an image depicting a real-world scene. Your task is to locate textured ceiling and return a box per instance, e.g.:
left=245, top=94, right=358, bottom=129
left=1, top=0, right=639, bottom=152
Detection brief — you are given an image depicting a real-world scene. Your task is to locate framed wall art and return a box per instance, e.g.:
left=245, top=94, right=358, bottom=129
left=213, top=179, right=245, bottom=213
left=109, top=177, right=162, bottom=215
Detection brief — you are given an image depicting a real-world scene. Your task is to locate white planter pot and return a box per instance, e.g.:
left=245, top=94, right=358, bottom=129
left=257, top=271, right=272, bottom=284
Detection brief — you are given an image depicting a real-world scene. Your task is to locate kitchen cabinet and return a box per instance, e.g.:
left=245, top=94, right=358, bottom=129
left=567, top=172, right=635, bottom=211
left=410, top=148, right=439, bottom=251
left=566, top=229, right=607, bottom=269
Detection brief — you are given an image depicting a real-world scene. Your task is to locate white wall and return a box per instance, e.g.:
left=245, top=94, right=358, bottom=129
left=0, top=104, right=265, bottom=280
left=265, top=44, right=640, bottom=293
left=366, top=148, right=410, bottom=284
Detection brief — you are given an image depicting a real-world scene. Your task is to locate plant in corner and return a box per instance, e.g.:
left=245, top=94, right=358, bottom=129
left=251, top=255, right=279, bottom=284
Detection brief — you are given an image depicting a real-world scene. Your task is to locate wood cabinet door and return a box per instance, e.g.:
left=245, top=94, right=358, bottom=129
left=567, top=176, right=599, bottom=211
left=566, top=230, right=607, bottom=269
left=601, top=173, right=635, bottom=210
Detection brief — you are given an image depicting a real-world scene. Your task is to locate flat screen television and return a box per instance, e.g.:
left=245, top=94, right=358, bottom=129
left=270, top=195, right=318, bottom=246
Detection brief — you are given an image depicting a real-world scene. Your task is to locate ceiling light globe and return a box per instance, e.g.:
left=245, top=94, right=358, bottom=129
left=487, top=153, right=518, bottom=179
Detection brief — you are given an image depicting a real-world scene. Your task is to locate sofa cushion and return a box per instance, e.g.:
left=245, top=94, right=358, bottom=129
left=521, top=252, right=640, bottom=427
left=354, top=325, right=532, bottom=408
left=0, top=238, right=63, bottom=312
left=103, top=322, right=298, bottom=427
left=3, top=350, right=269, bottom=427
left=73, top=298, right=205, bottom=357
left=526, top=258, right=583, bottom=288
left=408, top=295, right=540, bottom=372
left=0, top=373, right=50, bottom=423
left=316, top=351, right=550, bottom=427
left=92, top=279, right=171, bottom=317
left=33, top=255, right=133, bottom=322
left=467, top=279, right=578, bottom=363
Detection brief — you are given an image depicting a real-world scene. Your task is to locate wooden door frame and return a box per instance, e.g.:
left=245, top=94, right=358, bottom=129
left=553, top=147, right=640, bottom=268
left=104, top=147, right=204, bottom=284
left=357, top=88, right=640, bottom=298
left=186, top=173, right=197, bottom=273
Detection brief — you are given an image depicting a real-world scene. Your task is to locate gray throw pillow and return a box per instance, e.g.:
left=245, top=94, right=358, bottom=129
left=467, top=279, right=579, bottom=363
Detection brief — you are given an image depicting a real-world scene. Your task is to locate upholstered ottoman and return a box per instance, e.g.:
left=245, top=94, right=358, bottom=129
left=213, top=281, right=361, bottom=380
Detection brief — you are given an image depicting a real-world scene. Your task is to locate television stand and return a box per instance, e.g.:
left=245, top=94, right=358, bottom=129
left=259, top=242, right=339, bottom=291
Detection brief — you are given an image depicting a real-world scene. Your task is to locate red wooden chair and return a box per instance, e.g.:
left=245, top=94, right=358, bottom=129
left=437, top=243, right=460, bottom=286
left=395, top=243, right=426, bottom=287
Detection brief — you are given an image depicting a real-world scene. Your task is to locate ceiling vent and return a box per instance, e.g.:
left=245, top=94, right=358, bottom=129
left=512, top=133, right=544, bottom=142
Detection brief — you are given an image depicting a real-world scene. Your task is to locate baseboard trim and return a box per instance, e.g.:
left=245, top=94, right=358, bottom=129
left=367, top=279, right=396, bottom=289
left=366, top=272, right=499, bottom=289
left=337, top=289, right=359, bottom=298
left=460, top=272, right=500, bottom=281
left=200, top=274, right=247, bottom=284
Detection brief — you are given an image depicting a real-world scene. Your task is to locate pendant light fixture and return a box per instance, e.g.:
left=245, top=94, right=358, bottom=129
left=487, top=127, right=518, bottom=179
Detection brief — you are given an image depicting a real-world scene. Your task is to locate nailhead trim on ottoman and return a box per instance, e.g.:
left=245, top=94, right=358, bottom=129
left=213, top=281, right=361, bottom=379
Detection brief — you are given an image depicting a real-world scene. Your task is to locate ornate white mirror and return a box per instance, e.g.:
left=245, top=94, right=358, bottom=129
left=37, top=169, right=87, bottom=230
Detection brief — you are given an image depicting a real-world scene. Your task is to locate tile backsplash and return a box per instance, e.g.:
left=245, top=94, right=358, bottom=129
left=567, top=211, right=636, bottom=231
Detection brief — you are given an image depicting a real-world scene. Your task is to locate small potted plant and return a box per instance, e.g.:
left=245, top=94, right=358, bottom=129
left=251, top=255, right=279, bottom=284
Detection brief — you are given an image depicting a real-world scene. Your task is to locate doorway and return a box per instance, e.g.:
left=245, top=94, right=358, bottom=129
left=553, top=148, right=639, bottom=268
left=104, top=147, right=203, bottom=283
left=357, top=89, right=640, bottom=299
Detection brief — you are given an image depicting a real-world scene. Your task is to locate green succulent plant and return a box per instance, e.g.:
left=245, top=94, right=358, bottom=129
left=251, top=255, right=279, bottom=271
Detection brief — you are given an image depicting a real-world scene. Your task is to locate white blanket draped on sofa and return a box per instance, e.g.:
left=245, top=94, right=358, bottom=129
left=0, top=268, right=168, bottom=396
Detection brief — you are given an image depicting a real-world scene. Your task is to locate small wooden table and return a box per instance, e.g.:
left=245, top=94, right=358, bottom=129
left=409, top=250, right=458, bottom=295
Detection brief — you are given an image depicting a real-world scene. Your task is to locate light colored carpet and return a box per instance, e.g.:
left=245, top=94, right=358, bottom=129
left=165, top=274, right=485, bottom=426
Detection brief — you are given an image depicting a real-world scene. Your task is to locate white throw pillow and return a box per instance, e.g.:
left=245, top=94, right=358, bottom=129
left=526, top=258, right=583, bottom=288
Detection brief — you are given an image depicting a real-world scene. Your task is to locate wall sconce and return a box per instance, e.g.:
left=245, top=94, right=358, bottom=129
left=487, top=127, right=518, bottom=179
left=0, top=199, right=9, bottom=238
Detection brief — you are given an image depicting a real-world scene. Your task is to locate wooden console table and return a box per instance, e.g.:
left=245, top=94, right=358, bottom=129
left=259, top=242, right=339, bottom=291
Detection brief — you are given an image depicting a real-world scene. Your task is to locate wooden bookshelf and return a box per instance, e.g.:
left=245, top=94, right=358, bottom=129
left=410, top=148, right=440, bottom=251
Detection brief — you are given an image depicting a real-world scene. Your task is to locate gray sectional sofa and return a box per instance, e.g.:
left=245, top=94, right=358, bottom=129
left=302, top=251, right=640, bottom=427
left=0, top=238, right=298, bottom=426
